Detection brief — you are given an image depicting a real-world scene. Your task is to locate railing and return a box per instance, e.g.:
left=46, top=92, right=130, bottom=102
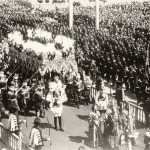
left=90, top=86, right=145, bottom=124
left=0, top=123, right=21, bottom=150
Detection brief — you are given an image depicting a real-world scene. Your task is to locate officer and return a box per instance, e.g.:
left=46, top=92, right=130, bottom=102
left=84, top=75, right=92, bottom=105
left=18, top=80, right=30, bottom=114
left=7, top=85, right=19, bottom=111
left=50, top=90, right=64, bottom=132
left=115, top=81, right=126, bottom=111
left=12, top=74, right=20, bottom=92
left=95, top=89, right=108, bottom=117
left=34, top=83, right=45, bottom=118
left=29, top=118, right=51, bottom=150
left=7, top=106, right=24, bottom=136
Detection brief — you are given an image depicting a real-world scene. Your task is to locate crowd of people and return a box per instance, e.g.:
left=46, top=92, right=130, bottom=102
left=0, top=0, right=150, bottom=150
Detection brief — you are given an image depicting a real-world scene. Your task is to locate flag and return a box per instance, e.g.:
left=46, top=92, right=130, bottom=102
left=145, top=44, right=150, bottom=78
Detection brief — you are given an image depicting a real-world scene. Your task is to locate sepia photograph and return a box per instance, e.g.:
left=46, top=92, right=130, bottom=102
left=0, top=0, right=150, bottom=150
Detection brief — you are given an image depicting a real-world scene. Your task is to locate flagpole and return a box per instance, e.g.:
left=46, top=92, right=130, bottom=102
left=69, top=0, right=73, bottom=30
left=96, top=0, right=99, bottom=30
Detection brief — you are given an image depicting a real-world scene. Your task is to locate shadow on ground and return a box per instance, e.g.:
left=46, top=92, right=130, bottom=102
left=19, top=111, right=35, bottom=117
left=77, top=115, right=89, bottom=122
left=40, top=122, right=53, bottom=129
left=69, top=136, right=91, bottom=147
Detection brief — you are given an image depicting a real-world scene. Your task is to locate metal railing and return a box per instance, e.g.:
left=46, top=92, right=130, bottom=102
left=90, top=86, right=145, bottom=124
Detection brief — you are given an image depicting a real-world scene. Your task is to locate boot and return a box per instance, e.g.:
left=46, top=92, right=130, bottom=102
left=58, top=116, right=64, bottom=132
left=54, top=117, right=58, bottom=131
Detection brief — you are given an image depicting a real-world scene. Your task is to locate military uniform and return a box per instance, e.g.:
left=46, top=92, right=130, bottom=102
left=33, top=84, right=45, bottom=118
left=50, top=90, right=64, bottom=131
left=17, top=81, right=30, bottom=114
left=29, top=118, right=50, bottom=150
left=7, top=107, right=20, bottom=136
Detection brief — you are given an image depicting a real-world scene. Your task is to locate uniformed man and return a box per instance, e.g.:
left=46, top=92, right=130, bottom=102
left=115, top=82, right=126, bottom=111
left=29, top=118, right=51, bottom=150
left=34, top=83, right=45, bottom=118
left=84, top=75, right=92, bottom=105
left=7, top=85, right=19, bottom=111
left=95, top=89, right=108, bottom=117
left=50, top=90, right=64, bottom=131
left=12, top=74, right=20, bottom=92
left=17, top=80, right=30, bottom=114
left=7, top=106, right=24, bottom=136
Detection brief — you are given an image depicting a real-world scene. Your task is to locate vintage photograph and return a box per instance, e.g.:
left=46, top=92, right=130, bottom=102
left=0, top=0, right=149, bottom=150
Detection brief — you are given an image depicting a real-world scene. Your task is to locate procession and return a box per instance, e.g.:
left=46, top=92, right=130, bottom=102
left=0, top=0, right=150, bottom=150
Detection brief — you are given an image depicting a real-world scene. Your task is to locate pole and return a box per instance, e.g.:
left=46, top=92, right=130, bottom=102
left=96, top=0, right=99, bottom=30
left=69, top=0, right=73, bottom=29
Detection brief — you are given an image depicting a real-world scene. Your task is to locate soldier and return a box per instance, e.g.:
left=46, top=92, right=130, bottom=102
left=7, top=85, right=19, bottom=111
left=17, top=80, right=30, bottom=114
left=115, top=82, right=126, bottom=111
left=84, top=75, right=92, bottom=105
left=33, top=83, right=45, bottom=118
left=12, top=74, right=20, bottom=92
left=50, top=90, right=64, bottom=132
left=29, top=118, right=51, bottom=150
left=7, top=106, right=25, bottom=136
left=0, top=71, right=8, bottom=107
left=95, top=89, right=108, bottom=118
left=74, top=73, right=84, bottom=105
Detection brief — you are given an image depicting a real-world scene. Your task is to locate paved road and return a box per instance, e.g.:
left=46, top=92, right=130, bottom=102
left=1, top=84, right=146, bottom=150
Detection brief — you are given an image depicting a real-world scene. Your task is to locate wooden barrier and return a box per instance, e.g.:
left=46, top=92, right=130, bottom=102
left=0, top=123, right=21, bottom=150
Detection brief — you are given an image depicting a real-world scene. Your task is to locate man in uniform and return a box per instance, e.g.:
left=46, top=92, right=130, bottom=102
left=7, top=106, right=25, bottom=136
left=33, top=83, right=45, bottom=118
left=17, top=80, right=30, bottom=114
left=50, top=90, right=64, bottom=132
left=29, top=118, right=51, bottom=150
left=95, top=89, right=108, bottom=117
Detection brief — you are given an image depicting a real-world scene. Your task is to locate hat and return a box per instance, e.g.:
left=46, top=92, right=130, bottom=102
left=34, top=118, right=41, bottom=124
left=13, top=74, right=19, bottom=80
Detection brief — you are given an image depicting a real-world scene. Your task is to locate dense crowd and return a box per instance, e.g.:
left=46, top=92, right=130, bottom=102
left=1, top=1, right=150, bottom=96
left=0, top=1, right=150, bottom=149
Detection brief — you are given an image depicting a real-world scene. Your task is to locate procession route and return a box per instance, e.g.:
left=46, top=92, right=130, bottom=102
left=1, top=83, right=146, bottom=150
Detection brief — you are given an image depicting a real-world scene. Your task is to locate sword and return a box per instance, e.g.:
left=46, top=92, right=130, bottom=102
left=46, top=116, right=52, bottom=145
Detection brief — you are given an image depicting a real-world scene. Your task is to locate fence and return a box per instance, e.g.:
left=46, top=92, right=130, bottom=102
left=0, top=123, right=21, bottom=150
left=90, top=86, right=145, bottom=124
